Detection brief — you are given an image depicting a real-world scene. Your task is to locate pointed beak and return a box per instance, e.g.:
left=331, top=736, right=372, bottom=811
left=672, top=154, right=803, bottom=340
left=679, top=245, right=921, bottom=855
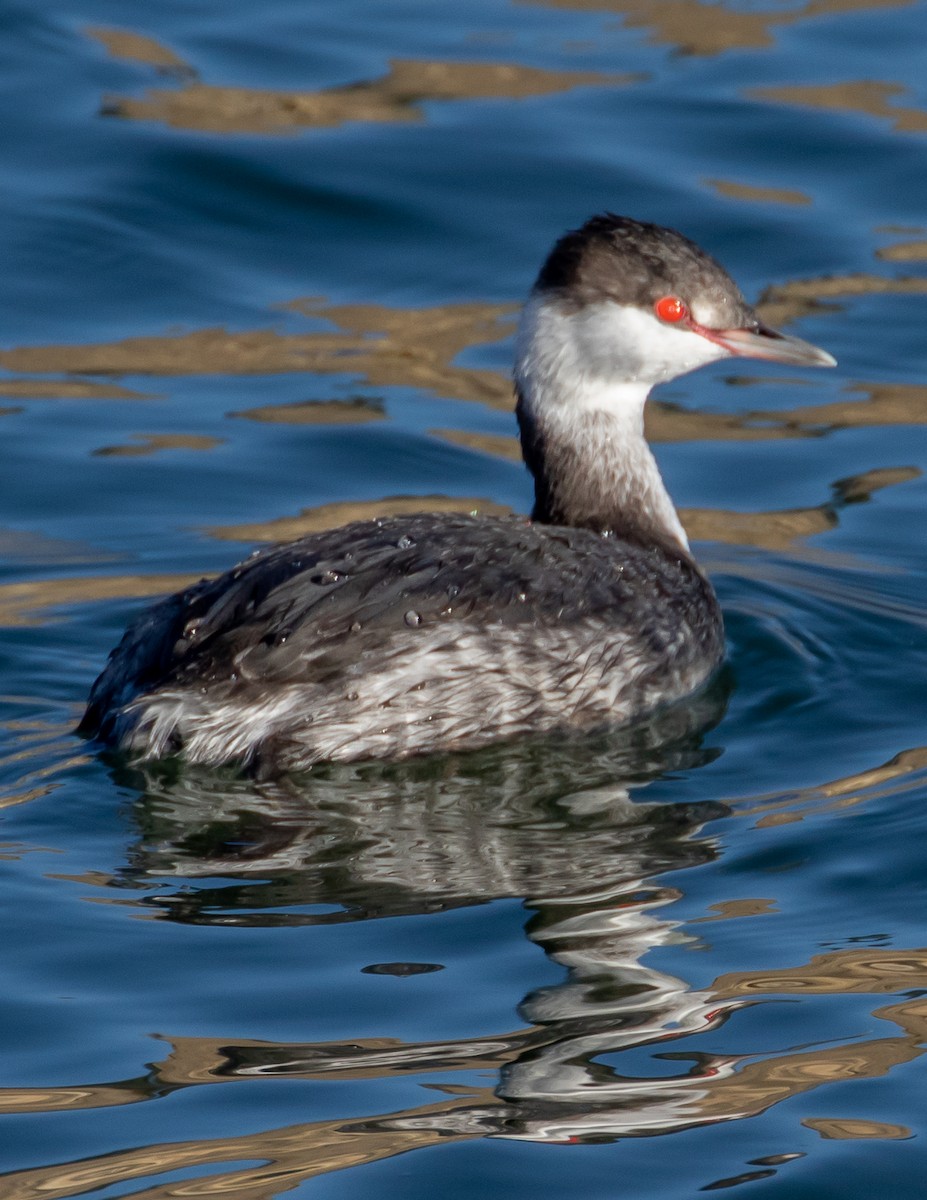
left=710, top=320, right=836, bottom=368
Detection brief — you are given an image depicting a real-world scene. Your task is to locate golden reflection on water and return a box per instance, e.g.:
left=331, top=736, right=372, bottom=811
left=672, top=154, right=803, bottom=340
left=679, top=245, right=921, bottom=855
left=690, top=897, right=777, bottom=922
left=756, top=269, right=927, bottom=331
left=87, top=26, right=193, bottom=74
left=206, top=462, right=916, bottom=557
left=752, top=79, right=927, bottom=133
left=520, top=0, right=915, bottom=56
left=0, top=379, right=151, bottom=401
left=91, top=433, right=224, bottom=457
left=0, top=1095, right=486, bottom=1200
left=803, top=1117, right=912, bottom=1139
left=87, top=25, right=633, bottom=135
left=732, top=744, right=927, bottom=826
left=0, top=715, right=91, bottom=808
left=714, top=949, right=927, bottom=997
left=0, top=456, right=910, bottom=625
left=2, top=270, right=925, bottom=436
left=0, top=574, right=201, bottom=627
left=705, top=179, right=812, bottom=206
left=876, top=238, right=927, bottom=261
left=207, top=493, right=513, bottom=544
left=684, top=995, right=927, bottom=1123
left=0, top=301, right=518, bottom=409
left=0, top=528, right=118, bottom=565
left=0, top=943, right=922, bottom=1197
left=231, top=397, right=386, bottom=425
left=683, top=465, right=920, bottom=556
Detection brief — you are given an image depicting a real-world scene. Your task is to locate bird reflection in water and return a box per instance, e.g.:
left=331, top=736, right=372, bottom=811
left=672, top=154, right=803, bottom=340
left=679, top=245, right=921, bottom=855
left=109, top=682, right=737, bottom=1146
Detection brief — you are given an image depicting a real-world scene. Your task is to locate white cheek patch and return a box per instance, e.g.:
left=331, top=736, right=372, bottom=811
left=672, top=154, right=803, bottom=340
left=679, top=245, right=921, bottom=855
left=575, top=303, right=729, bottom=382
left=516, top=296, right=728, bottom=396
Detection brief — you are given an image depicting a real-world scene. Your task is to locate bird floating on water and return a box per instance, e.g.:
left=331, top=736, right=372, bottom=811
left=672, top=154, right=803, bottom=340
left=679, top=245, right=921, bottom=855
left=80, top=214, right=835, bottom=774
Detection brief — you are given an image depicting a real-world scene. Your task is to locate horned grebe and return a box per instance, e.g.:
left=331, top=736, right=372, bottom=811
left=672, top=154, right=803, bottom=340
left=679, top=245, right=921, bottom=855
left=79, top=215, right=835, bottom=773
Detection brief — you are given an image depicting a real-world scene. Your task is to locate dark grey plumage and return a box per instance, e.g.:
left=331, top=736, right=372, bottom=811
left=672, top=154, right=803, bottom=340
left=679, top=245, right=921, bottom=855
left=80, top=513, right=722, bottom=772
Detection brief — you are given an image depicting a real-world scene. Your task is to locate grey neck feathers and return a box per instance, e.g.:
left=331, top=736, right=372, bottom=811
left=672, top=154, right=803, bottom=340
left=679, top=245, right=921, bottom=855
left=516, top=385, right=690, bottom=552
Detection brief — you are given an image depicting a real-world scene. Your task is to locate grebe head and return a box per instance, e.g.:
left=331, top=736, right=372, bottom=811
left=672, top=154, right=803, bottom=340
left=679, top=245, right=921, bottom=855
left=515, top=213, right=835, bottom=403
left=514, top=214, right=835, bottom=539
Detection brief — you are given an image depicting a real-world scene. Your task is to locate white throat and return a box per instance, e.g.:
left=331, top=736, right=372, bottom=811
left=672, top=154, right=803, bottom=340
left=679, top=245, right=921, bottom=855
left=515, top=294, right=708, bottom=550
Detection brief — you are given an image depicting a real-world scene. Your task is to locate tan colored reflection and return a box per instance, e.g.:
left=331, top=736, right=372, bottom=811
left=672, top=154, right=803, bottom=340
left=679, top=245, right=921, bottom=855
left=770, top=384, right=927, bottom=432
left=706, top=179, right=811, bottom=206
left=423, top=440, right=917, bottom=555
left=693, top=995, right=927, bottom=1126
left=0, top=299, right=826, bottom=451
left=0, top=1094, right=489, bottom=1200
left=430, top=428, right=521, bottom=461
left=87, top=26, right=193, bottom=74
left=876, top=239, right=927, bottom=261
left=736, top=744, right=927, bottom=827
left=0, top=784, right=59, bottom=810
left=522, top=0, right=914, bottom=57
left=281, top=299, right=517, bottom=409
left=752, top=79, right=927, bottom=134
left=0, top=1083, right=145, bottom=1115
left=231, top=397, right=385, bottom=425
left=92, top=433, right=223, bottom=457
left=803, top=1117, right=911, bottom=1139
left=0, top=302, right=518, bottom=411
left=2, top=256, right=924, bottom=435
left=208, top=462, right=916, bottom=554
left=100, top=50, right=632, bottom=134
left=682, top=503, right=838, bottom=554
left=648, top=402, right=810, bottom=445
left=0, top=1024, right=531, bottom=1112
left=2, top=276, right=922, bottom=442
left=157, top=1028, right=537, bottom=1087
left=756, top=270, right=927, bottom=329
left=0, top=954, right=924, bottom=1194
left=0, top=714, right=92, bottom=809
left=208, top=493, right=512, bottom=544
left=0, top=528, right=117, bottom=565
left=0, top=379, right=150, bottom=401
left=713, top=947, right=927, bottom=998
left=0, top=458, right=913, bottom=626
left=683, top=464, right=919, bottom=553
left=690, top=897, right=777, bottom=923
left=0, top=574, right=200, bottom=627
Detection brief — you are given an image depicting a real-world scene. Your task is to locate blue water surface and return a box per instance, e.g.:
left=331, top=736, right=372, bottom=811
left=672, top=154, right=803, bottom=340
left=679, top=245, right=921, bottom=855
left=2, top=1, right=927, bottom=1197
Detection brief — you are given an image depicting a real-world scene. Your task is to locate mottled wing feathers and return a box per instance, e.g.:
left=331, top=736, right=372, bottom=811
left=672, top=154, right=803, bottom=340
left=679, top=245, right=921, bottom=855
left=81, top=512, right=717, bottom=744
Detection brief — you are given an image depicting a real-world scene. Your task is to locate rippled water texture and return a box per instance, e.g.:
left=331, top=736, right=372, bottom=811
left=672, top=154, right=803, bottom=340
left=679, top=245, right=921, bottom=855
left=2, top=1, right=927, bottom=1196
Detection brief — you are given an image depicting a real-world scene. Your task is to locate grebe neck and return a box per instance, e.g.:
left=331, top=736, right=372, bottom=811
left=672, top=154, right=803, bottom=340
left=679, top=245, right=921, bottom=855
left=514, top=293, right=692, bottom=550
left=515, top=372, right=689, bottom=553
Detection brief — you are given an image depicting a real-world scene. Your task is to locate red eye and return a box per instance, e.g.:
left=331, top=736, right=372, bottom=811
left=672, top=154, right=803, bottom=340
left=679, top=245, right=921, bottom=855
left=655, top=295, right=688, bottom=323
